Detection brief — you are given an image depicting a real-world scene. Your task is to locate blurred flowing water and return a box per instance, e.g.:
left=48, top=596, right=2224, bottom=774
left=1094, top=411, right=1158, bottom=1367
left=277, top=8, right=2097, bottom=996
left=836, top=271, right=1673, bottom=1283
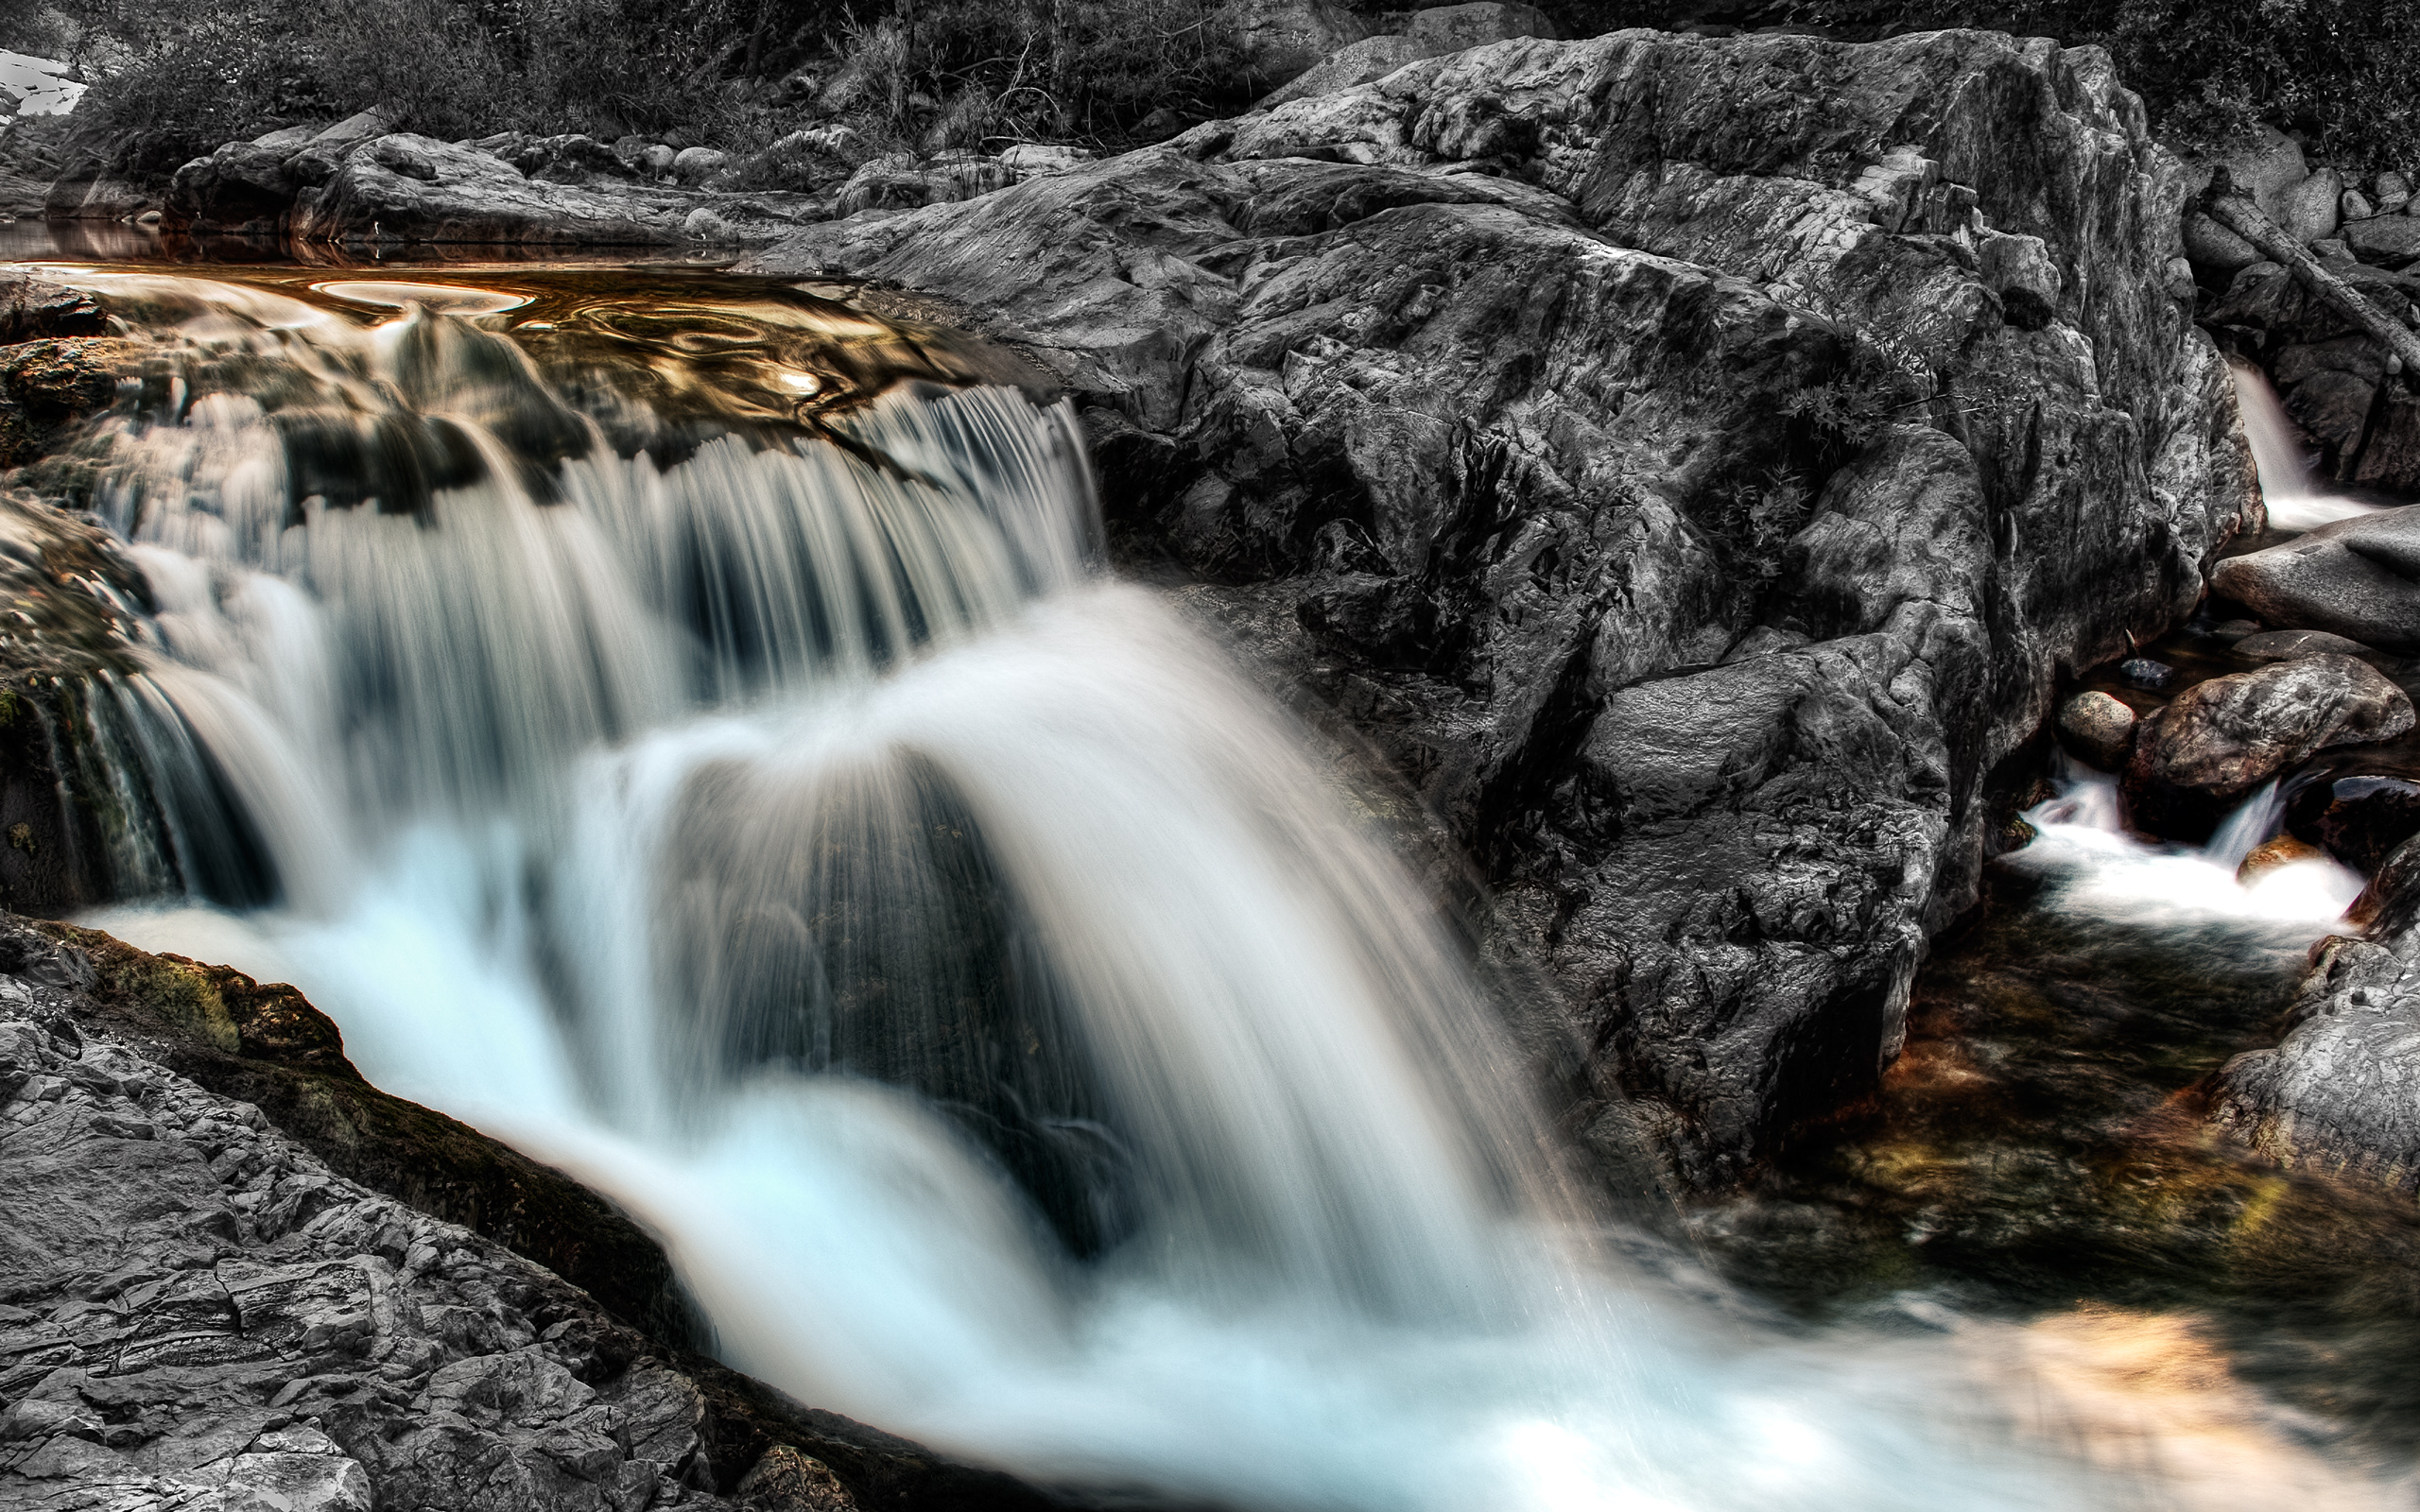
left=9, top=259, right=2409, bottom=1508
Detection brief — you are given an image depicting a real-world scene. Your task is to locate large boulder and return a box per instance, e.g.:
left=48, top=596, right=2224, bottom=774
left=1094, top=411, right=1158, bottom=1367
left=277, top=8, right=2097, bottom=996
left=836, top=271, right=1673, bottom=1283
left=2211, top=505, right=2420, bottom=650
left=168, top=140, right=302, bottom=235
left=287, top=133, right=690, bottom=244
left=741, top=27, right=2256, bottom=1185
left=2122, top=654, right=2412, bottom=825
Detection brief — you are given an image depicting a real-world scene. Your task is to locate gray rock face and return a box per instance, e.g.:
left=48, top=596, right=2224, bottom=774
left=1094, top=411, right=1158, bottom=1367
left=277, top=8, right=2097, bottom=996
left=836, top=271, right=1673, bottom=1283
left=0, top=919, right=1052, bottom=1512
left=2211, top=505, right=2420, bottom=650
left=2124, top=653, right=2412, bottom=812
left=741, top=27, right=2256, bottom=1184
left=2212, top=844, right=2420, bottom=1189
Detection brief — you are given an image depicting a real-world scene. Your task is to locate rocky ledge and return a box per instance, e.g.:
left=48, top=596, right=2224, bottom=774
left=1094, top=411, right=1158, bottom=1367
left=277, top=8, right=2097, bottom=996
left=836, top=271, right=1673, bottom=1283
left=2212, top=841, right=2420, bottom=1194
left=741, top=26, right=2255, bottom=1186
left=0, top=916, right=1054, bottom=1512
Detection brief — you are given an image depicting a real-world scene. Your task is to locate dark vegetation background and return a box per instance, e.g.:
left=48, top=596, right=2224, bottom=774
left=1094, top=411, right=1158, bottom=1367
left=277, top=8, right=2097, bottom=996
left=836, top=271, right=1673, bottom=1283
left=2, top=0, right=2414, bottom=178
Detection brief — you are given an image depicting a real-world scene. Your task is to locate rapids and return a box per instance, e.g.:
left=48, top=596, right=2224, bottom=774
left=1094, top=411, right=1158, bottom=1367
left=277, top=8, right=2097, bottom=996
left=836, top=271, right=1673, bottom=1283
left=9, top=260, right=2403, bottom=1508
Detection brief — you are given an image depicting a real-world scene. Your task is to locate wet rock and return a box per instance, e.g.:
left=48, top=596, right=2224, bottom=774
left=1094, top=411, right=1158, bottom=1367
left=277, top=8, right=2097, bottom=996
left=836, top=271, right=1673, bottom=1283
left=2118, top=658, right=2177, bottom=690
left=737, top=1445, right=858, bottom=1510
left=2207, top=617, right=2263, bottom=642
left=2124, top=653, right=2412, bottom=828
left=2212, top=505, right=2420, bottom=651
left=2211, top=853, right=2420, bottom=1187
left=2057, top=691, right=2137, bottom=770
left=0, top=275, right=105, bottom=344
left=0, top=917, right=1054, bottom=1512
left=2234, top=627, right=2378, bottom=662
left=2291, top=774, right=2420, bottom=874
left=2237, top=833, right=2324, bottom=882
left=740, top=27, right=2256, bottom=1186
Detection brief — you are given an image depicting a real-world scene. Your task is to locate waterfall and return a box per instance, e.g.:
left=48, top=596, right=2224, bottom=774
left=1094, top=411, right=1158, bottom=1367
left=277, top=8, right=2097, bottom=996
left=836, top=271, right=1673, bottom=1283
left=30, top=268, right=2391, bottom=1510
left=2228, top=360, right=2380, bottom=531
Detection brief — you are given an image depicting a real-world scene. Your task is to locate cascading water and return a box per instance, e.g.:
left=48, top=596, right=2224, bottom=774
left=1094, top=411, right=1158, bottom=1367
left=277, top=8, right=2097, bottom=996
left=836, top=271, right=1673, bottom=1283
left=18, top=265, right=2396, bottom=1509
left=2228, top=359, right=2382, bottom=532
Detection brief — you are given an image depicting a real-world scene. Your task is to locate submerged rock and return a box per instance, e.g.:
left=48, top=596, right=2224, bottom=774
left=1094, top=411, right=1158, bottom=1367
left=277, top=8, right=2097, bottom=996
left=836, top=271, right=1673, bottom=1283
left=742, top=27, right=2256, bottom=1184
left=2212, top=505, right=2420, bottom=651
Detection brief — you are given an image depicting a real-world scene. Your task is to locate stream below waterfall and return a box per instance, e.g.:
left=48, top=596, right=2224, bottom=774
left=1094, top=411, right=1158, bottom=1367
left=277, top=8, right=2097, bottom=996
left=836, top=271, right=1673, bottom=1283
left=5, top=240, right=2417, bottom=1508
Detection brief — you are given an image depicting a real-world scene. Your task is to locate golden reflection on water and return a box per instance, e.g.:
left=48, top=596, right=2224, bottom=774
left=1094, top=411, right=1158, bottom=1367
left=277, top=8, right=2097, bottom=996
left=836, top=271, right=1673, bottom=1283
left=6, top=258, right=1042, bottom=442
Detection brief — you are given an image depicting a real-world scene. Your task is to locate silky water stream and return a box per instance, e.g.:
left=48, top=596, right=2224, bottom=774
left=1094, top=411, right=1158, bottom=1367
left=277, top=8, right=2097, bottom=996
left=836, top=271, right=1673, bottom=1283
left=7, top=259, right=2409, bottom=1508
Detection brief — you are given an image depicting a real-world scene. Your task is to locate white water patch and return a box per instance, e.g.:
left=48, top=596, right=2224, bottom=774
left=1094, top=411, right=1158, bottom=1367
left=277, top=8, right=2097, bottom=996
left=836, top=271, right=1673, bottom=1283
left=0, top=52, right=84, bottom=116
left=2230, top=360, right=2383, bottom=532
left=2005, top=761, right=2363, bottom=931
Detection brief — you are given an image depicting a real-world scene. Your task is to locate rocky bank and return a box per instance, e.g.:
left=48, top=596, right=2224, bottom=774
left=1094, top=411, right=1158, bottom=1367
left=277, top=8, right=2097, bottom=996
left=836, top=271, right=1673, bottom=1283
left=736, top=26, right=2256, bottom=1186
left=0, top=915, right=1059, bottom=1512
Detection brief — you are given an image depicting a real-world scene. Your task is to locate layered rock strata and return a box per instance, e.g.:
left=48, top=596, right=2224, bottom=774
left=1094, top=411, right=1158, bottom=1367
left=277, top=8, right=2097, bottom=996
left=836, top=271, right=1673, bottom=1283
left=743, top=27, right=2257, bottom=1185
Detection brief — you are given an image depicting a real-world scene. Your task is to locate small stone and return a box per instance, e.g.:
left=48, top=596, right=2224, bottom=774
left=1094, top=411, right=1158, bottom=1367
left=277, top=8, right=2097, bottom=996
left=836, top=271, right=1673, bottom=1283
left=670, top=146, right=727, bottom=185
left=2057, top=690, right=2138, bottom=769
left=2378, top=171, right=2412, bottom=211
left=2238, top=833, right=2324, bottom=883
left=2343, top=188, right=2377, bottom=221
left=2118, top=657, right=2177, bottom=690
left=736, top=1444, right=857, bottom=1510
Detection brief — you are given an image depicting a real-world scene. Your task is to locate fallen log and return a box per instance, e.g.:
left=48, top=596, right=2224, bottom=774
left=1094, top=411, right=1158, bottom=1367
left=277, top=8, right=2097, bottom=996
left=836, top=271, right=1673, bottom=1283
left=2207, top=180, right=2420, bottom=387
